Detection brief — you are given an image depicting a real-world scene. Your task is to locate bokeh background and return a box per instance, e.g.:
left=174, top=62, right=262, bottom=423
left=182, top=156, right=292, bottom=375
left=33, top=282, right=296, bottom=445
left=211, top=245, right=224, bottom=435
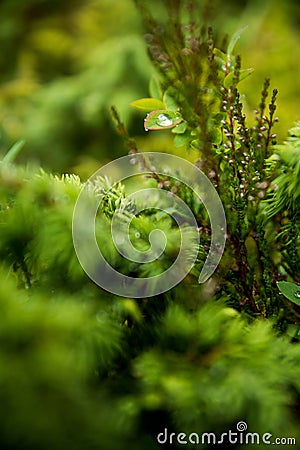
left=0, top=0, right=299, bottom=174
left=1, top=3, right=300, bottom=449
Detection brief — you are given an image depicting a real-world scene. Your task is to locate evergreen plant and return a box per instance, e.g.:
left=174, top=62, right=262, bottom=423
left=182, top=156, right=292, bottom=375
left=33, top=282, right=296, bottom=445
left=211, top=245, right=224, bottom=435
left=1, top=1, right=300, bottom=449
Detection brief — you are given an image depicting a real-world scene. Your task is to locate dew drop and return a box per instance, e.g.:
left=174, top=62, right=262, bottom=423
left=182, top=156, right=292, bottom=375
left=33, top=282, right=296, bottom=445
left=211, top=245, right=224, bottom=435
left=135, top=232, right=141, bottom=238
left=294, top=291, right=300, bottom=299
left=157, top=113, right=173, bottom=127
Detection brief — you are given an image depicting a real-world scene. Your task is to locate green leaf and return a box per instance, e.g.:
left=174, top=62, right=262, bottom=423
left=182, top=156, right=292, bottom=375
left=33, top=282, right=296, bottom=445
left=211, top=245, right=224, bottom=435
left=149, top=76, right=163, bottom=101
left=191, top=139, right=200, bottom=149
left=213, top=48, right=227, bottom=63
left=173, top=133, right=191, bottom=148
left=171, top=121, right=187, bottom=134
left=224, top=68, right=254, bottom=88
left=285, top=324, right=300, bottom=339
left=277, top=281, right=300, bottom=306
left=210, top=128, right=222, bottom=145
left=144, top=110, right=183, bottom=131
left=212, top=113, right=227, bottom=124
left=1, top=140, right=26, bottom=164
left=213, top=48, right=227, bottom=69
left=227, top=25, right=248, bottom=56
left=130, top=98, right=166, bottom=111
left=163, top=87, right=180, bottom=111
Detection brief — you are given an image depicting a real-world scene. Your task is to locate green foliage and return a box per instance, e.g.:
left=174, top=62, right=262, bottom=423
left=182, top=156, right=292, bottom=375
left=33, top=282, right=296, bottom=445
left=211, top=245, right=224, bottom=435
left=0, top=0, right=152, bottom=171
left=1, top=139, right=25, bottom=165
left=263, top=122, right=300, bottom=283
left=0, top=0, right=299, bottom=171
left=0, top=167, right=83, bottom=289
left=265, top=121, right=300, bottom=215
left=277, top=281, right=300, bottom=306
left=134, top=302, right=300, bottom=442
left=130, top=97, right=166, bottom=111
left=1, top=1, right=300, bottom=449
left=0, top=268, right=125, bottom=450
left=123, top=1, right=299, bottom=329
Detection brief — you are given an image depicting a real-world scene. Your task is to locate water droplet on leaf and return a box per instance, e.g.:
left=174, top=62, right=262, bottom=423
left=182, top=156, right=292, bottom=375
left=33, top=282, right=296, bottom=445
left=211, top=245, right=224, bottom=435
left=157, top=113, right=173, bottom=127
left=144, top=110, right=182, bottom=130
left=294, top=291, right=300, bottom=299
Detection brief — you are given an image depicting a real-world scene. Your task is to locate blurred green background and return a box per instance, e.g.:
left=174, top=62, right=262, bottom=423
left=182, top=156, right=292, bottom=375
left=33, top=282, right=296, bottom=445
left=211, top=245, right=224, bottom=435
left=1, top=2, right=300, bottom=449
left=0, top=0, right=299, bottom=175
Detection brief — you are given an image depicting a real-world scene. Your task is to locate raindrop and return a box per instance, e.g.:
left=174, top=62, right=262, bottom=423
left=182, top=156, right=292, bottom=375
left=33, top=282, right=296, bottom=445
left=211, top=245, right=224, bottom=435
left=157, top=113, right=173, bottom=127
left=294, top=291, right=300, bottom=299
left=135, top=232, right=141, bottom=238
left=144, top=110, right=182, bottom=130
